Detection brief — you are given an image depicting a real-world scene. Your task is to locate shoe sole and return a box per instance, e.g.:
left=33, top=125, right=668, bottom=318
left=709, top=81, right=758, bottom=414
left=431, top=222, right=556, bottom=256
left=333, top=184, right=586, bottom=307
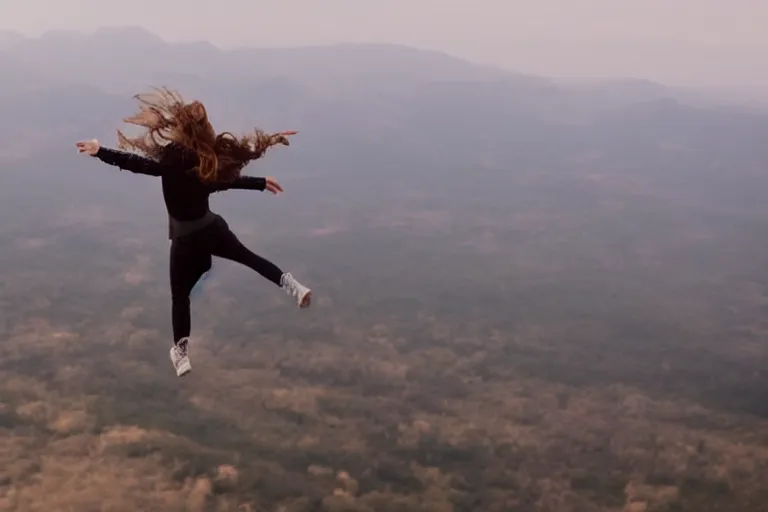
left=176, top=360, right=191, bottom=377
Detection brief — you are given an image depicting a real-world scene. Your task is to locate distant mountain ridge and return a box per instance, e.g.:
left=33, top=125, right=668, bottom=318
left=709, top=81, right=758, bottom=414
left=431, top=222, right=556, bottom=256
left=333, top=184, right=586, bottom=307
left=0, top=26, right=533, bottom=95
left=0, top=26, right=766, bottom=176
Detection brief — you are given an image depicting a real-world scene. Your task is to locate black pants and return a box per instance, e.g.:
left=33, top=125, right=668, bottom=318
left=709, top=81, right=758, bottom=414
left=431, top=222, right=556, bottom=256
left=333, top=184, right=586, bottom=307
left=170, top=215, right=283, bottom=342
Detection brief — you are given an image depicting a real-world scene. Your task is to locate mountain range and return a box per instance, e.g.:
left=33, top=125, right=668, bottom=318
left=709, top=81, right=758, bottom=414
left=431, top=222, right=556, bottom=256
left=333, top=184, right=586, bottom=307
left=0, top=27, right=766, bottom=172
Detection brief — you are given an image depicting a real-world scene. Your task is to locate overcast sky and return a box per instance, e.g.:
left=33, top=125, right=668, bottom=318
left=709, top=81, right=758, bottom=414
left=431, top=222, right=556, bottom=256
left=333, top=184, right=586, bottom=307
left=2, top=0, right=767, bottom=86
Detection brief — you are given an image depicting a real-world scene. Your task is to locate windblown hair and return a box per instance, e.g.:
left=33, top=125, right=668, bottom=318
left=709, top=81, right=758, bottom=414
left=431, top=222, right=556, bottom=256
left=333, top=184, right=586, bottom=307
left=117, top=87, right=288, bottom=183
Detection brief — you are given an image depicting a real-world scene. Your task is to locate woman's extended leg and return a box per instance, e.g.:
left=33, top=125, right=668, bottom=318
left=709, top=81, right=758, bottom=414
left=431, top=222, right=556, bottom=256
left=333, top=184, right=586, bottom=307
left=169, top=237, right=211, bottom=377
left=210, top=219, right=311, bottom=307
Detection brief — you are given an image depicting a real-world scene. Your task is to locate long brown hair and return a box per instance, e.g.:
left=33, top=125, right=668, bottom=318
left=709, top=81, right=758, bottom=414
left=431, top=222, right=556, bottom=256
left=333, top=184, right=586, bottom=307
left=116, top=87, right=290, bottom=183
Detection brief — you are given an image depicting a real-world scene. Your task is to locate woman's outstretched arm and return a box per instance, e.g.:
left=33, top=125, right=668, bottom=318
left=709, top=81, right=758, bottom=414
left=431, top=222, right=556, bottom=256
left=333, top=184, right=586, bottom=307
left=208, top=176, right=283, bottom=194
left=76, top=139, right=165, bottom=176
left=95, top=147, right=166, bottom=176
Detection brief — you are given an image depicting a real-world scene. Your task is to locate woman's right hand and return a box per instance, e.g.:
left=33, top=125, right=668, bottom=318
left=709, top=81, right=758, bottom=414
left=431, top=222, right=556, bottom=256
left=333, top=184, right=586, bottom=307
left=271, top=131, right=297, bottom=147
left=265, top=176, right=284, bottom=195
left=75, top=139, right=100, bottom=156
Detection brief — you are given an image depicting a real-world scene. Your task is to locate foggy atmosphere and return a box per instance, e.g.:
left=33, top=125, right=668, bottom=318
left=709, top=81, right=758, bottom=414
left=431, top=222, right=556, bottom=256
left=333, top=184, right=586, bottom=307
left=1, top=0, right=767, bottom=510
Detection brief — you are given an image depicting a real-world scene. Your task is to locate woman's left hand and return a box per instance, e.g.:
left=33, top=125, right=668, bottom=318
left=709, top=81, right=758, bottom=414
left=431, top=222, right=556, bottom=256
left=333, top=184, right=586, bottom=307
left=75, top=139, right=101, bottom=156
left=265, top=176, right=283, bottom=195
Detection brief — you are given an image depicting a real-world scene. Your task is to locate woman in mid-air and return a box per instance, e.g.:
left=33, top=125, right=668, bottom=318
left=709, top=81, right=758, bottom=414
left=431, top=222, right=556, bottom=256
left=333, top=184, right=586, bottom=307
left=76, top=88, right=312, bottom=378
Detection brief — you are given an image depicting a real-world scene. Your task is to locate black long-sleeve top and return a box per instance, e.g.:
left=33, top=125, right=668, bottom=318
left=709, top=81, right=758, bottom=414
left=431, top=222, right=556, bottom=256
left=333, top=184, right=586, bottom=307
left=94, top=142, right=267, bottom=222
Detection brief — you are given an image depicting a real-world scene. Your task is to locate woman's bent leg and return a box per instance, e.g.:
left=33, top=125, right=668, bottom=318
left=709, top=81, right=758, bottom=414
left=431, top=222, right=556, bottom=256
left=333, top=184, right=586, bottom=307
left=210, top=220, right=311, bottom=307
left=211, top=226, right=283, bottom=285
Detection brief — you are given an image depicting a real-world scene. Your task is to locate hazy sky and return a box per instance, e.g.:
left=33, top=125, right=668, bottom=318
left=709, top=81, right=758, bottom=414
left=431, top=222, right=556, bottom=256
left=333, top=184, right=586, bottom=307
left=2, top=0, right=767, bottom=86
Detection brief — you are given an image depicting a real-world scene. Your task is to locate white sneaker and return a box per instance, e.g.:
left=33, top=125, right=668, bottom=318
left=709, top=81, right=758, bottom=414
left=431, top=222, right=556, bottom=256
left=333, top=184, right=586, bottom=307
left=280, top=273, right=311, bottom=308
left=170, top=338, right=191, bottom=377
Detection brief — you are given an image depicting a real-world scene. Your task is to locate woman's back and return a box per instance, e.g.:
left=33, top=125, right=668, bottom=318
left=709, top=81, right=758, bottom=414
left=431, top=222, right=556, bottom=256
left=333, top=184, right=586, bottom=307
left=158, top=143, right=212, bottom=222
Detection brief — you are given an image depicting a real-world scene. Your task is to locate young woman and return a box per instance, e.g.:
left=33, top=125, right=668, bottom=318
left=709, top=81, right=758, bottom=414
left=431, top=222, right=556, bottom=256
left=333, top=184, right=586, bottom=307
left=76, top=88, right=312, bottom=377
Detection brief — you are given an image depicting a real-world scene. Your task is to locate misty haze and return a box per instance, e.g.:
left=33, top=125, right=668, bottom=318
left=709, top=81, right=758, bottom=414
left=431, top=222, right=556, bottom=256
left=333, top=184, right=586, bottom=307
left=0, top=4, right=768, bottom=511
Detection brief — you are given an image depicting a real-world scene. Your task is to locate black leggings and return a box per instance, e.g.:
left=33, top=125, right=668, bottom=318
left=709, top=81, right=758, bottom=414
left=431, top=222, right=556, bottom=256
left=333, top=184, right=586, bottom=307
left=170, top=215, right=283, bottom=342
